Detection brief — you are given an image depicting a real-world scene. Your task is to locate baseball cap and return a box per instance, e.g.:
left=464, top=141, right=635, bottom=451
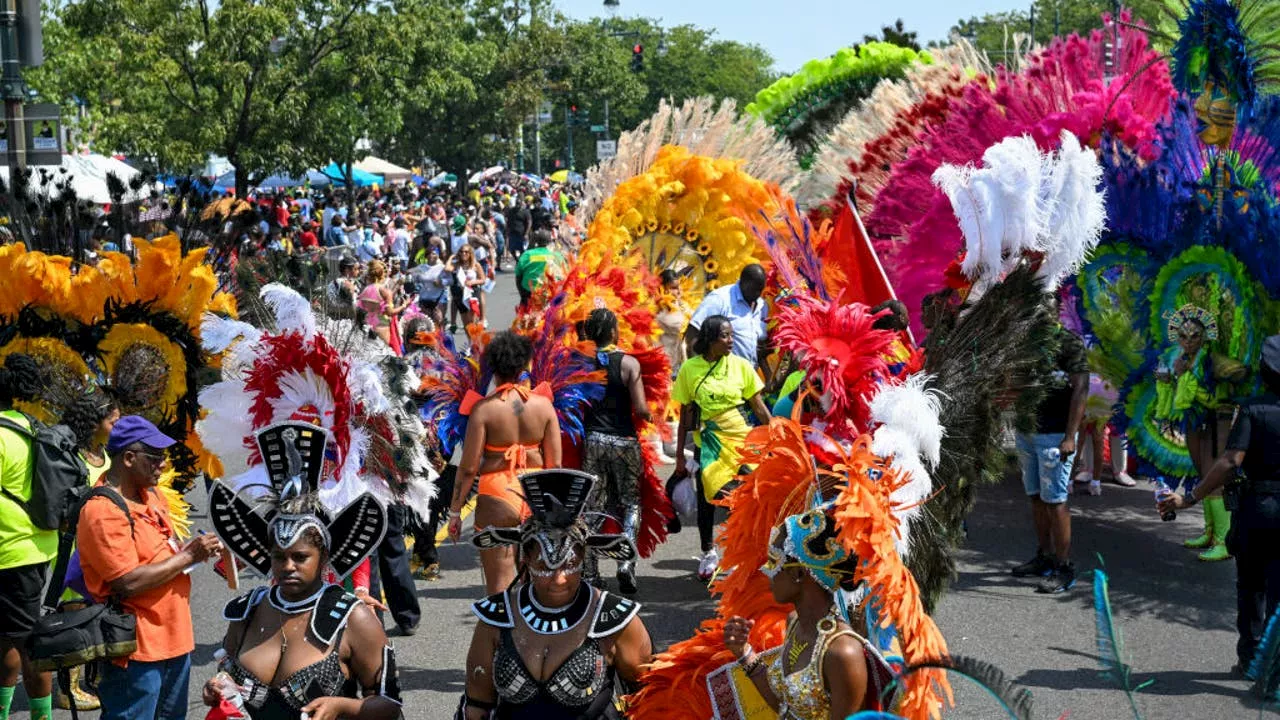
left=107, top=415, right=178, bottom=455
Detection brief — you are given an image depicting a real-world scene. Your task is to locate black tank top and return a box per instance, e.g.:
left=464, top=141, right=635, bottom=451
left=583, top=351, right=636, bottom=438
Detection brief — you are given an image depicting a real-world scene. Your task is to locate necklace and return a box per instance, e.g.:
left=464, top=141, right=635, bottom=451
left=268, top=585, right=325, bottom=615
left=787, top=637, right=810, bottom=669
left=516, top=583, right=591, bottom=635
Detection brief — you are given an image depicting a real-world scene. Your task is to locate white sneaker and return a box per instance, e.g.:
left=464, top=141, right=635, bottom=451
left=1113, top=471, right=1137, bottom=487
left=1088, top=480, right=1103, bottom=496
left=697, top=548, right=719, bottom=581
left=1073, top=471, right=1093, bottom=485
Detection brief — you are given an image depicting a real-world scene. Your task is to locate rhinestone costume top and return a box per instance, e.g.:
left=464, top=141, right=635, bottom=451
left=765, top=614, right=857, bottom=720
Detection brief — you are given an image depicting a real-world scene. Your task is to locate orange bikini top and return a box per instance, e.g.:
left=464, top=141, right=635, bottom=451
left=459, top=381, right=553, bottom=416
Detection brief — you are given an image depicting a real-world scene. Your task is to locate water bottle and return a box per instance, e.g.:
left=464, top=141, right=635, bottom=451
left=1040, top=447, right=1061, bottom=472
left=211, top=650, right=247, bottom=717
left=1154, top=480, right=1177, bottom=522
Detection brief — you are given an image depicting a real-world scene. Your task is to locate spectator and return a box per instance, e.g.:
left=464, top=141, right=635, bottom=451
left=686, top=263, right=770, bottom=374
left=1010, top=314, right=1089, bottom=594
left=0, top=354, right=54, bottom=720
left=514, top=230, right=563, bottom=306
left=505, top=198, right=532, bottom=261
left=77, top=416, right=223, bottom=720
left=389, top=218, right=411, bottom=264
left=325, top=215, right=348, bottom=247
left=297, top=220, right=320, bottom=250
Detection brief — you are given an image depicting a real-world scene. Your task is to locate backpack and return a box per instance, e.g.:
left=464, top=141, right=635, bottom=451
left=0, top=413, right=89, bottom=530
left=27, top=487, right=138, bottom=679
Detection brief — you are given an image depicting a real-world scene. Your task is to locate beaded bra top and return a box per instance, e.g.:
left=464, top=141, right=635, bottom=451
left=766, top=612, right=857, bottom=720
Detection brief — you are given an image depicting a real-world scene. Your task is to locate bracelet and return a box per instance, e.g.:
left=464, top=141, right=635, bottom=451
left=741, top=655, right=765, bottom=677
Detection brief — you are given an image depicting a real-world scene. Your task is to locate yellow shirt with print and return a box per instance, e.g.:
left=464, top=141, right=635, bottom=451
left=671, top=354, right=763, bottom=418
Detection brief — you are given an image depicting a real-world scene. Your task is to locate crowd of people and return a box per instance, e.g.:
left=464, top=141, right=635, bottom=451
left=4, top=3, right=1280, bottom=718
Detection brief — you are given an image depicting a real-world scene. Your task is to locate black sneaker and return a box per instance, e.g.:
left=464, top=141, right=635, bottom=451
left=1011, top=551, right=1055, bottom=578
left=1035, top=562, right=1076, bottom=594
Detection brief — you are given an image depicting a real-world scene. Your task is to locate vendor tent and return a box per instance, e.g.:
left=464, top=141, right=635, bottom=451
left=323, top=162, right=383, bottom=187
left=212, top=170, right=330, bottom=192
left=353, top=156, right=413, bottom=184
left=0, top=153, right=152, bottom=204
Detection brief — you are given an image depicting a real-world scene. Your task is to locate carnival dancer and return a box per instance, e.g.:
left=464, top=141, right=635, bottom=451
left=204, top=423, right=401, bottom=720
left=722, top=502, right=898, bottom=718
left=1156, top=306, right=1244, bottom=561
left=457, top=469, right=653, bottom=720
left=670, top=315, right=772, bottom=580
left=449, top=331, right=562, bottom=593
left=580, top=309, right=651, bottom=593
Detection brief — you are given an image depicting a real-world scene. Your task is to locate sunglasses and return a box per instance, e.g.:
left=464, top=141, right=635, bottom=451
left=132, top=449, right=168, bottom=464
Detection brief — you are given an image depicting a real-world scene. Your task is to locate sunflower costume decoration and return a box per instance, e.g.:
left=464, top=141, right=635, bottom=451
left=0, top=236, right=233, bottom=482
left=583, top=145, right=776, bottom=311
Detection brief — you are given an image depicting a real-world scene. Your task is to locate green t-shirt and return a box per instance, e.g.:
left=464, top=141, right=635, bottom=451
left=516, top=246, right=564, bottom=293
left=671, top=354, right=763, bottom=418
left=0, top=410, right=57, bottom=569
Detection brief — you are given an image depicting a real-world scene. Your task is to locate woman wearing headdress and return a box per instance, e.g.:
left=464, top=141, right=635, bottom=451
left=1156, top=304, right=1246, bottom=562
left=205, top=423, right=401, bottom=720
left=721, top=502, right=895, bottom=719
left=457, top=469, right=653, bottom=720
left=448, top=331, right=562, bottom=593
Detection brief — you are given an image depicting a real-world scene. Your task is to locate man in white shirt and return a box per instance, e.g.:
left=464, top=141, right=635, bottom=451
left=390, top=218, right=411, bottom=264
left=686, top=263, right=770, bottom=373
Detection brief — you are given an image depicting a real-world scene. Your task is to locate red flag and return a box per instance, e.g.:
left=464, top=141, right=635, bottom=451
left=829, top=198, right=905, bottom=338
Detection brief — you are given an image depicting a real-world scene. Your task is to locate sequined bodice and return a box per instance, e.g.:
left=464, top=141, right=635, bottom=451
left=225, top=650, right=350, bottom=714
left=493, top=626, right=614, bottom=708
left=766, top=616, right=856, bottom=720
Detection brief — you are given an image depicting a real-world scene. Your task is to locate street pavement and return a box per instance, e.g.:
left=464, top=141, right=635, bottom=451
left=43, top=270, right=1258, bottom=719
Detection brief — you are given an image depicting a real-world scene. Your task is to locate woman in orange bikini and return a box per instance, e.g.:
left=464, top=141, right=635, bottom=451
left=449, top=331, right=562, bottom=593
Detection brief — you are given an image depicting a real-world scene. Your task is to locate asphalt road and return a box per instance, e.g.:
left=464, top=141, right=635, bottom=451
left=38, top=270, right=1260, bottom=719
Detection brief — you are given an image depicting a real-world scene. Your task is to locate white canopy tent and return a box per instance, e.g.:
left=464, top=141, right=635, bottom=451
left=353, top=156, right=413, bottom=184
left=0, top=153, right=154, bottom=204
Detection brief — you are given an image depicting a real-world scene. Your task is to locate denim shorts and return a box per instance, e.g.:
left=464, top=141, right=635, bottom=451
left=1016, top=433, right=1072, bottom=503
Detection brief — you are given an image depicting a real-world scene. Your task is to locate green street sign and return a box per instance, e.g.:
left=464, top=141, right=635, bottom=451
left=590, top=124, right=606, bottom=133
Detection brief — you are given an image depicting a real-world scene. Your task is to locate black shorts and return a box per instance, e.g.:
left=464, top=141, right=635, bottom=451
left=0, top=561, right=49, bottom=639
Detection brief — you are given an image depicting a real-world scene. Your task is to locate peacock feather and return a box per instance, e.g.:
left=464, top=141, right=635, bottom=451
left=1094, top=558, right=1153, bottom=719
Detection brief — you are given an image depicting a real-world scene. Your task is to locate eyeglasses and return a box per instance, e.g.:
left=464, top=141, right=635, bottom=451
left=133, top=450, right=168, bottom=464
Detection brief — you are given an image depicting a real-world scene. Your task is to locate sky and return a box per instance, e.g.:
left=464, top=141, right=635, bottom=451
left=554, top=0, right=1022, bottom=73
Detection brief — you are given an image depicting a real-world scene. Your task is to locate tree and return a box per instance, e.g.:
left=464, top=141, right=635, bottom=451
left=34, top=0, right=414, bottom=195
left=863, top=19, right=921, bottom=51
left=946, top=0, right=1167, bottom=61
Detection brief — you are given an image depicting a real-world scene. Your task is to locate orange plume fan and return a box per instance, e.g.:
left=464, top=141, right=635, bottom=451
left=833, top=435, right=951, bottom=719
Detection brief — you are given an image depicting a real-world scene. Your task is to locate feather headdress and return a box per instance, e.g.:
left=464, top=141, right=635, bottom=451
left=577, top=97, right=799, bottom=225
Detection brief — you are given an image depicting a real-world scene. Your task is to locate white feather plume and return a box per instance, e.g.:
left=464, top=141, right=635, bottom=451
left=260, top=283, right=317, bottom=339
left=982, top=135, right=1048, bottom=262
left=932, top=164, right=1004, bottom=282
left=347, top=362, right=391, bottom=416
left=196, top=379, right=255, bottom=477
left=869, top=374, right=945, bottom=558
left=267, top=369, right=336, bottom=427
left=200, top=314, right=261, bottom=354
left=1037, top=131, right=1105, bottom=288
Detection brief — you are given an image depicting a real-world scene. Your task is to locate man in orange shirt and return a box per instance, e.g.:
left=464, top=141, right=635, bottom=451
left=76, top=416, right=221, bottom=720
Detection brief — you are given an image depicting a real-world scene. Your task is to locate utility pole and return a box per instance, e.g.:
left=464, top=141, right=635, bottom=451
left=1029, top=3, right=1036, bottom=43
left=603, top=97, right=610, bottom=141
left=0, top=0, right=32, bottom=175
left=534, top=113, right=542, bottom=176
left=565, top=104, right=575, bottom=171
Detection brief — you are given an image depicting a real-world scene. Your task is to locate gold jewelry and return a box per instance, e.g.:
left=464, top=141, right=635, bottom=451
left=787, top=638, right=809, bottom=667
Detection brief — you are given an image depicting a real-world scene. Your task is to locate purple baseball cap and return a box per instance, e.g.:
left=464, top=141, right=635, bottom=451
left=106, top=415, right=177, bottom=455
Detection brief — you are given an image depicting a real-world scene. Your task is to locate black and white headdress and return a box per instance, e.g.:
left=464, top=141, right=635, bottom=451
left=209, top=421, right=387, bottom=580
left=473, top=469, right=636, bottom=569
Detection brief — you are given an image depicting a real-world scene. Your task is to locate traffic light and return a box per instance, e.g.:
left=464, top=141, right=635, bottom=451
left=631, top=44, right=644, bottom=73
left=568, top=105, right=591, bottom=126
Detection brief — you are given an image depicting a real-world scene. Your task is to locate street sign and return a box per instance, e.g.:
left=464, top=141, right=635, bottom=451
left=590, top=124, right=606, bottom=133
left=596, top=140, right=617, bottom=159
left=24, top=103, right=61, bottom=165
left=538, top=101, right=554, bottom=123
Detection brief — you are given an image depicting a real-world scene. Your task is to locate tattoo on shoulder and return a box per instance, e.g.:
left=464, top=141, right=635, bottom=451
left=513, top=398, right=524, bottom=416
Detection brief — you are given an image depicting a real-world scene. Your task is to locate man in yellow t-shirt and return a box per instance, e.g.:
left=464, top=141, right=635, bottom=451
left=0, top=354, right=54, bottom=720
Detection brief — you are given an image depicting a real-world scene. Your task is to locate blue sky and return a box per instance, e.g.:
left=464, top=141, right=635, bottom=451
left=555, top=0, right=1022, bottom=72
